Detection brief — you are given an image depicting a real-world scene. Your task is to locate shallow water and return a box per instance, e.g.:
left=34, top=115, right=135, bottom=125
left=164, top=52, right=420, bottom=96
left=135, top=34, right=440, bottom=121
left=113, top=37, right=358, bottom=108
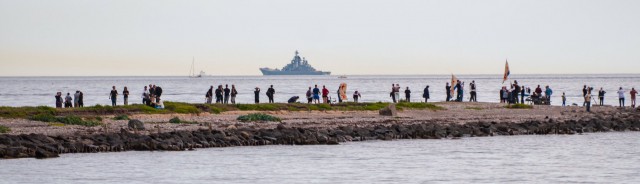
left=2, top=132, right=639, bottom=183
left=0, top=74, right=639, bottom=107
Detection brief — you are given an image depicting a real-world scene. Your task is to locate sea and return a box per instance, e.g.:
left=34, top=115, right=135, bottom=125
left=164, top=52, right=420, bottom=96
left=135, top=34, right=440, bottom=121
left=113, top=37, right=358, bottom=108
left=0, top=74, right=639, bottom=107
left=1, top=132, right=639, bottom=183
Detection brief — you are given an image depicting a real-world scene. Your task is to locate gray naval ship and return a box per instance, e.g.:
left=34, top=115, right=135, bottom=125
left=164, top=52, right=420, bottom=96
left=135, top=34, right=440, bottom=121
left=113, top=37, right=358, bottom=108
left=260, top=51, right=331, bottom=75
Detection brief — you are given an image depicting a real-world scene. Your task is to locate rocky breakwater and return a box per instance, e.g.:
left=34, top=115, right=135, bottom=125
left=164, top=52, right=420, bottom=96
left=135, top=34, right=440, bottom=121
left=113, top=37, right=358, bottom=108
left=1, top=110, right=639, bottom=159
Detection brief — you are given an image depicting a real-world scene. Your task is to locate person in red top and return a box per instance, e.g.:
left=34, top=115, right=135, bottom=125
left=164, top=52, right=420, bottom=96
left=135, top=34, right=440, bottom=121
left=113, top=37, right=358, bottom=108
left=322, top=85, right=330, bottom=103
left=631, top=88, right=637, bottom=108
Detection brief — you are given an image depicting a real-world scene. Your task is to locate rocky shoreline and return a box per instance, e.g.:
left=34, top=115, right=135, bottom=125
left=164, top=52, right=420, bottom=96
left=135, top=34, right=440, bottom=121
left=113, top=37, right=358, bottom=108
left=2, top=108, right=639, bottom=159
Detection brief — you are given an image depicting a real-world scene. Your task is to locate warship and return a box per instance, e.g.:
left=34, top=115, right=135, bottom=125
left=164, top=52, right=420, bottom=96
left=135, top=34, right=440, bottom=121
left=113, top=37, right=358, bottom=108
left=260, top=51, right=331, bottom=75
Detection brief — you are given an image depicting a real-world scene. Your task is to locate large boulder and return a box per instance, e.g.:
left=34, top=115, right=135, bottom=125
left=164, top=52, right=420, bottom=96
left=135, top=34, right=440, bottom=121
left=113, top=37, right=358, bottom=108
left=379, top=104, right=397, bottom=116
left=128, top=119, right=145, bottom=130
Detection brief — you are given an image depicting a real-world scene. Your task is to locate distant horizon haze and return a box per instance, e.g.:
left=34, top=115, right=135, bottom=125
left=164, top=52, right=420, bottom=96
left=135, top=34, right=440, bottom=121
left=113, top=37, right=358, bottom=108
left=1, top=0, right=639, bottom=76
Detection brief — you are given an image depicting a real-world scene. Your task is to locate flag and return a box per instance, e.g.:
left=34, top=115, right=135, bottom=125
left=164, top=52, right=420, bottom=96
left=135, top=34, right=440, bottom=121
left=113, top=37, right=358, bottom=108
left=502, top=60, right=510, bottom=84
left=450, top=74, right=458, bottom=97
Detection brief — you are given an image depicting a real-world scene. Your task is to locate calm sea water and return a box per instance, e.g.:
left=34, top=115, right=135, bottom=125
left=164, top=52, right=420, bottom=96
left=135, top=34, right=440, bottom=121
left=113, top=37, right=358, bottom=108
left=0, top=74, right=638, bottom=107
left=1, top=132, right=638, bottom=183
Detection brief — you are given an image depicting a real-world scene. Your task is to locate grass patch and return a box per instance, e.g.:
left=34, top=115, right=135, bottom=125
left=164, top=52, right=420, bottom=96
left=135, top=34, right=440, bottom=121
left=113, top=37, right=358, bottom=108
left=112, top=114, right=130, bottom=120
left=29, top=114, right=102, bottom=126
left=237, top=113, right=281, bottom=122
left=1, top=102, right=446, bottom=120
left=396, top=102, right=446, bottom=111
left=168, top=117, right=198, bottom=124
left=164, top=102, right=201, bottom=114
left=0, top=125, right=10, bottom=133
left=505, top=104, right=533, bottom=109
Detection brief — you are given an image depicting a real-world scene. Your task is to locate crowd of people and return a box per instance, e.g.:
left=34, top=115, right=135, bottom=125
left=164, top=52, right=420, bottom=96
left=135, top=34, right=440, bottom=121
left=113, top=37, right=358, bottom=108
left=53, top=81, right=638, bottom=112
left=54, top=91, right=84, bottom=108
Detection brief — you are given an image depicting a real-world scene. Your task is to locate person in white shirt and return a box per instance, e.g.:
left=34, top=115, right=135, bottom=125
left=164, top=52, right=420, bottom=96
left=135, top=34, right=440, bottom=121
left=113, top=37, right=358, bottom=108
left=617, top=87, right=625, bottom=107
left=142, top=86, right=150, bottom=105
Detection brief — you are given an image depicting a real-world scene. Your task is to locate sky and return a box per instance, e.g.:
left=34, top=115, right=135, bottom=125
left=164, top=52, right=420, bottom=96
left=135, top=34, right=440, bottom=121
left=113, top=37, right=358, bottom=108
left=1, top=0, right=639, bottom=76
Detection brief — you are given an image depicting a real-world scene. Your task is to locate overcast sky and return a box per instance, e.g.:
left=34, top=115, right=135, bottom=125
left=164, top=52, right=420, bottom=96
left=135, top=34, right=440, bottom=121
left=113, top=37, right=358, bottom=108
left=1, top=0, right=639, bottom=76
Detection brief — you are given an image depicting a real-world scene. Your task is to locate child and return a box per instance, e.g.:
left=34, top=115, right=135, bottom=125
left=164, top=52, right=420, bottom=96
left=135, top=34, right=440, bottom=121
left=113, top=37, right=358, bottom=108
left=561, top=92, right=566, bottom=107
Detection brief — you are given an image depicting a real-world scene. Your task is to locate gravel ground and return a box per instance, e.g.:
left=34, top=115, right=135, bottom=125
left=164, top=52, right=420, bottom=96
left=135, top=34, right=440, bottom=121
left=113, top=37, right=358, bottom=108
left=0, top=102, right=631, bottom=136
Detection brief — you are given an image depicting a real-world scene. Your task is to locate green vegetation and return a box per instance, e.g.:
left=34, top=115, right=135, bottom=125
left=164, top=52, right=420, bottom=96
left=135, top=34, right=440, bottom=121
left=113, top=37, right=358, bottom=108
left=29, top=114, right=102, bottom=126
left=0, top=102, right=446, bottom=120
left=396, top=102, right=446, bottom=111
left=112, top=114, right=130, bottom=120
left=505, top=104, right=533, bottom=109
left=168, top=117, right=198, bottom=124
left=237, top=113, right=281, bottom=122
left=0, top=125, right=10, bottom=133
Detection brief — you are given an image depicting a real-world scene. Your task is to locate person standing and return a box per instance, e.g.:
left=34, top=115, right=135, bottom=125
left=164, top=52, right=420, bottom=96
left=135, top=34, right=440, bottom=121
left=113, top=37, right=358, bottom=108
left=254, top=87, right=261, bottom=104
left=123, top=87, right=130, bottom=105
left=390, top=84, right=396, bottom=103
left=469, top=81, right=477, bottom=102
left=306, top=87, right=313, bottom=103
left=353, top=90, right=361, bottom=103
left=78, top=91, right=84, bottom=107
left=73, top=91, right=80, bottom=107
left=313, top=85, right=320, bottom=104
left=142, top=86, right=150, bottom=105
left=322, top=85, right=329, bottom=103
left=109, top=86, right=118, bottom=107
left=64, top=93, right=73, bottom=108
left=454, top=80, right=462, bottom=102
left=582, top=85, right=588, bottom=106
left=404, top=87, right=411, bottom=102
left=336, top=88, right=342, bottom=103
left=205, top=86, right=213, bottom=104
left=223, top=84, right=231, bottom=104
left=393, top=84, right=400, bottom=102
left=631, top=88, right=637, bottom=108
left=585, top=91, right=592, bottom=112
left=545, top=85, right=553, bottom=102
left=266, top=85, right=275, bottom=103
left=148, top=84, right=155, bottom=105
left=617, top=87, right=625, bottom=107
left=215, top=85, right=223, bottom=103
left=513, top=81, right=520, bottom=104
left=423, top=85, right=430, bottom=103
left=597, top=88, right=605, bottom=106
left=445, top=82, right=451, bottom=102
left=562, top=92, right=566, bottom=106
left=154, top=85, right=163, bottom=104
left=231, top=85, right=238, bottom=104
left=55, top=92, right=63, bottom=108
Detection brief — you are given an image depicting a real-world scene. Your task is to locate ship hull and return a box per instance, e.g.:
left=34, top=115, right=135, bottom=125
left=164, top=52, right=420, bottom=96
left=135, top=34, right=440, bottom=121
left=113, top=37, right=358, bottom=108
left=260, top=68, right=330, bottom=75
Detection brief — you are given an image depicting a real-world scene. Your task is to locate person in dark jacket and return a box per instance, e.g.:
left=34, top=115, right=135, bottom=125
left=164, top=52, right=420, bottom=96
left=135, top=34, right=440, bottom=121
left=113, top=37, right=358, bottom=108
left=404, top=87, right=411, bottom=102
left=154, top=85, right=163, bottom=103
left=78, top=91, right=84, bottom=107
left=223, top=84, right=231, bottom=104
left=64, top=93, right=73, bottom=108
left=520, top=85, right=525, bottom=104
left=306, top=87, right=313, bottom=103
left=215, top=85, right=223, bottom=104
left=266, top=85, right=275, bottom=103
left=423, top=86, right=430, bottom=103
left=513, top=81, right=520, bottom=104
left=598, top=88, right=606, bottom=106
left=55, top=92, right=63, bottom=108
left=205, top=86, right=213, bottom=104
left=109, top=86, right=118, bottom=107
left=254, top=87, right=261, bottom=104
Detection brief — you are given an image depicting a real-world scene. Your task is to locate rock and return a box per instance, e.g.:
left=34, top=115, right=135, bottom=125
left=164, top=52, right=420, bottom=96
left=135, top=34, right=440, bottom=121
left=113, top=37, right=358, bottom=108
left=128, top=119, right=145, bottom=130
left=379, top=104, right=397, bottom=116
left=35, top=148, right=59, bottom=159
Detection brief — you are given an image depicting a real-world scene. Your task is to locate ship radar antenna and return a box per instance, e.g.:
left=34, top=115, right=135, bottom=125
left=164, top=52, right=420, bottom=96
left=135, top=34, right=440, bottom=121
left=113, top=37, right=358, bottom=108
left=295, top=50, right=299, bottom=56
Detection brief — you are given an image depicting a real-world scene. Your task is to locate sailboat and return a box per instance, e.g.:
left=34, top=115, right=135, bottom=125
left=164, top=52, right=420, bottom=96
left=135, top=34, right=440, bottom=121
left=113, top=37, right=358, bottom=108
left=189, top=57, right=205, bottom=78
